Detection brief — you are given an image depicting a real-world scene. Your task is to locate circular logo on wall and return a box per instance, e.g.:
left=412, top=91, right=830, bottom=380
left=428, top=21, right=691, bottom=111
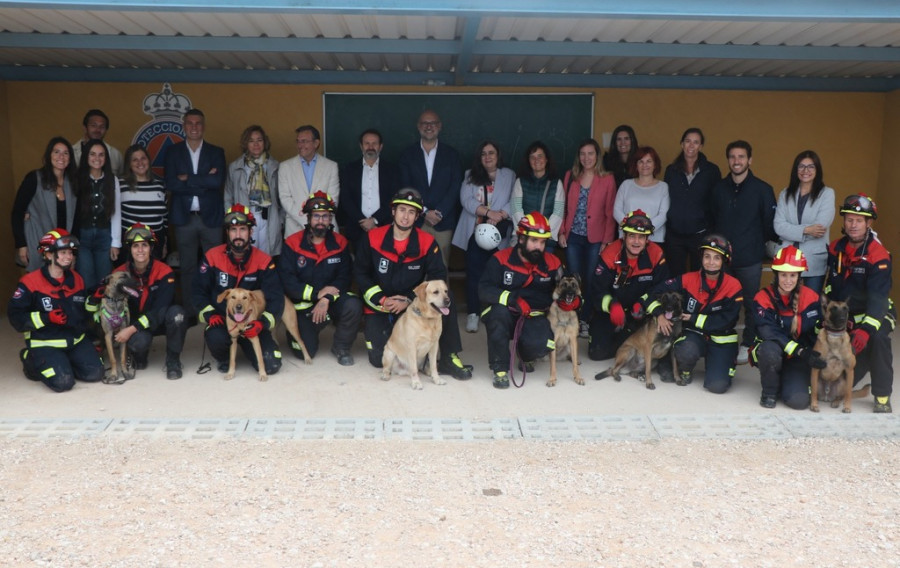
left=131, top=83, right=192, bottom=178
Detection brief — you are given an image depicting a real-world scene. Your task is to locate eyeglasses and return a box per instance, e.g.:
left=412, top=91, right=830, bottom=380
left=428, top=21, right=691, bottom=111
left=418, top=121, right=440, bottom=128
left=311, top=212, right=332, bottom=220
left=797, top=164, right=817, bottom=171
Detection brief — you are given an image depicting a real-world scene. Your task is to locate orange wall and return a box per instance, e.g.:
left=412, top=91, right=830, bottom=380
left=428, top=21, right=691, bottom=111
left=0, top=81, right=895, bottom=302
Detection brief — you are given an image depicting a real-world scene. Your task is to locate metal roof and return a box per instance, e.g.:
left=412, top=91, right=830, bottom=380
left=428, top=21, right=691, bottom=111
left=1, top=1, right=899, bottom=91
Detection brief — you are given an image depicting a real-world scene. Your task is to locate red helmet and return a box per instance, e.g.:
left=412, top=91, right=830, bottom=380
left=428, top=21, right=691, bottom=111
left=224, top=203, right=256, bottom=227
left=699, top=233, right=732, bottom=264
left=839, top=193, right=877, bottom=219
left=771, top=245, right=808, bottom=272
left=38, top=228, right=79, bottom=254
left=517, top=212, right=552, bottom=239
left=621, top=210, right=654, bottom=235
left=302, top=191, right=337, bottom=215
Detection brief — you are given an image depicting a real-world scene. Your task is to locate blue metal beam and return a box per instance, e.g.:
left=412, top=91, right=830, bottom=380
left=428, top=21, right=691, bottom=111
left=454, top=17, right=481, bottom=87
left=3, top=1, right=900, bottom=21
left=2, top=32, right=897, bottom=64
left=1, top=65, right=896, bottom=92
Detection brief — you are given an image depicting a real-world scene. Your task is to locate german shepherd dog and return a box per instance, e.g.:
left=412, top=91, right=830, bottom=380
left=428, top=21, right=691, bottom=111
left=98, top=271, right=141, bottom=385
left=594, top=291, right=683, bottom=390
left=810, top=298, right=870, bottom=413
left=547, top=272, right=584, bottom=387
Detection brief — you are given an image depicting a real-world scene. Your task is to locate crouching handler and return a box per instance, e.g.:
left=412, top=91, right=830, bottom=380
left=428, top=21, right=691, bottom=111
left=8, top=229, right=103, bottom=392
left=750, top=245, right=825, bottom=409
left=87, top=223, right=187, bottom=380
left=279, top=191, right=362, bottom=365
left=479, top=212, right=561, bottom=389
left=194, top=204, right=284, bottom=376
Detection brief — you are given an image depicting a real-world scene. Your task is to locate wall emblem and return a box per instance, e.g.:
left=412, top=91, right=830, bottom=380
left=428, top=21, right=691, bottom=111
left=131, top=83, right=192, bottom=178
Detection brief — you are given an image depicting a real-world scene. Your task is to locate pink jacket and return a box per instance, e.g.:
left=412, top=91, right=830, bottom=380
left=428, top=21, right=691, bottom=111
left=560, top=171, right=617, bottom=244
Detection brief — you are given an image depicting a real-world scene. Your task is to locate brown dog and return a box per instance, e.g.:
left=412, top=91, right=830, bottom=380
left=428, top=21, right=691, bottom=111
left=547, top=272, right=584, bottom=387
left=810, top=298, right=869, bottom=413
left=98, top=271, right=141, bottom=385
left=217, top=289, right=313, bottom=381
left=381, top=280, right=450, bottom=390
left=594, top=291, right=683, bottom=390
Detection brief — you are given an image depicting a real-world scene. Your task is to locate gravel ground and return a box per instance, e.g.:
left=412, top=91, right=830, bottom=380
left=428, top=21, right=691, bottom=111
left=1, top=437, right=898, bottom=567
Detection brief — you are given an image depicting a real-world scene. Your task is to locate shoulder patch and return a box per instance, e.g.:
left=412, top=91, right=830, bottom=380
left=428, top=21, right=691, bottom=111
left=12, top=286, right=24, bottom=299
left=167, top=277, right=176, bottom=284
left=199, top=262, right=208, bottom=273
left=878, top=263, right=889, bottom=270
left=268, top=262, right=276, bottom=270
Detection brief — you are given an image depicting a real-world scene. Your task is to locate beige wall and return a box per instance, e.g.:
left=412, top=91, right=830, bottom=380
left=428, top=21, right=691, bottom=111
left=0, top=81, right=896, bottom=305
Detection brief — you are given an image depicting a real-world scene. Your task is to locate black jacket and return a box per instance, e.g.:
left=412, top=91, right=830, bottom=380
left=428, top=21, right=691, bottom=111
left=711, top=170, right=777, bottom=268
left=663, top=152, right=721, bottom=237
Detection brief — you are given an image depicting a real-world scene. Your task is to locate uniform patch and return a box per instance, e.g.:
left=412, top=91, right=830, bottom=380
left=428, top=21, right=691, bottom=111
left=595, top=264, right=604, bottom=275
left=218, top=272, right=229, bottom=288
left=686, top=297, right=698, bottom=313
left=12, top=287, right=23, bottom=299
left=166, top=277, right=175, bottom=284
left=41, top=297, right=53, bottom=311
left=503, top=271, right=514, bottom=286
left=378, top=258, right=389, bottom=274
left=878, top=263, right=889, bottom=270
left=327, top=257, right=340, bottom=264
left=297, top=256, right=307, bottom=268
left=199, top=263, right=208, bottom=273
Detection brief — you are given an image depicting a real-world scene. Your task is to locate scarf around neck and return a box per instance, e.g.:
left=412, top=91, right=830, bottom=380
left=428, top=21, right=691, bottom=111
left=244, top=152, right=272, bottom=208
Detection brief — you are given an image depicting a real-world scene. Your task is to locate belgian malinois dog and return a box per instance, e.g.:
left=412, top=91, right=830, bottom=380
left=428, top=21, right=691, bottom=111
left=810, top=298, right=870, bottom=413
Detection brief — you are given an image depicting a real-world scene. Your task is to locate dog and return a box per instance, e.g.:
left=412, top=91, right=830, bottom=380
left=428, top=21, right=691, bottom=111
left=810, top=298, right=870, bottom=413
left=98, top=271, right=141, bottom=385
left=547, top=272, right=584, bottom=387
left=594, top=291, right=684, bottom=390
left=381, top=280, right=450, bottom=390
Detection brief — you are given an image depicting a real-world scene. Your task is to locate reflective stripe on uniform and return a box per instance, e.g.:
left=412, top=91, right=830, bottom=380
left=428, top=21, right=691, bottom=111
left=31, top=312, right=45, bottom=329
left=480, top=306, right=492, bottom=317
left=198, top=305, right=215, bottom=324
left=862, top=315, right=881, bottom=330
left=302, top=285, right=314, bottom=302
left=137, top=315, right=150, bottom=329
left=364, top=286, right=384, bottom=309
left=783, top=340, right=799, bottom=356
left=273, top=350, right=282, bottom=359
left=262, top=311, right=276, bottom=329
left=29, top=338, right=67, bottom=349
left=547, top=338, right=556, bottom=350
left=710, top=333, right=739, bottom=344
left=41, top=367, right=56, bottom=378
left=646, top=300, right=661, bottom=314
left=695, top=314, right=708, bottom=329
left=499, top=290, right=510, bottom=306
left=601, top=294, right=613, bottom=313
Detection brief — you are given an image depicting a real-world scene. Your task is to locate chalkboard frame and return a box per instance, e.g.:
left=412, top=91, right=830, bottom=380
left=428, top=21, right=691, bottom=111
left=322, top=92, right=595, bottom=174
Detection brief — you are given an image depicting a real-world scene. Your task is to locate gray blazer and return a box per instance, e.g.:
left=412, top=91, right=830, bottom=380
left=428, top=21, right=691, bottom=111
left=773, top=185, right=835, bottom=277
left=452, top=167, right=516, bottom=251
left=225, top=155, right=283, bottom=256
left=24, top=171, right=77, bottom=272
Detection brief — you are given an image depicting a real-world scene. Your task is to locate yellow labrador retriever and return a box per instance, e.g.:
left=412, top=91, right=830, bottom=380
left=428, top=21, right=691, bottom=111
left=381, top=280, right=450, bottom=390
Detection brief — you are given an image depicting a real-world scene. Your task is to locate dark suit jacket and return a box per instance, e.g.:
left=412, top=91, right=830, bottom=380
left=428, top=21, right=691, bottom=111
left=397, top=141, right=463, bottom=232
left=337, top=158, right=398, bottom=246
left=164, top=140, right=227, bottom=228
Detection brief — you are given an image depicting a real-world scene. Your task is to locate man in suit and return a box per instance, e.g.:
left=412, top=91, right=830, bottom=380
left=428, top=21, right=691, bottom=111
left=337, top=128, right=398, bottom=251
left=398, top=109, right=463, bottom=270
left=278, top=125, right=340, bottom=237
left=164, top=108, right=227, bottom=317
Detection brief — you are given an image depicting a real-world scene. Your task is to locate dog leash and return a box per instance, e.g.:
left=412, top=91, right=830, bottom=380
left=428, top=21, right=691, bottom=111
left=508, top=313, right=527, bottom=388
left=196, top=334, right=211, bottom=374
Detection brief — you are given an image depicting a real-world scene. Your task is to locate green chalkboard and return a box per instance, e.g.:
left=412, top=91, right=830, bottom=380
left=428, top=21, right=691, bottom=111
left=323, top=92, right=594, bottom=173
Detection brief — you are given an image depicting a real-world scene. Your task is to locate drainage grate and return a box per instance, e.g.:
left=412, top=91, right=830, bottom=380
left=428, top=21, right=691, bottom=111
left=0, top=418, right=111, bottom=439
left=650, top=414, right=793, bottom=439
left=245, top=418, right=383, bottom=440
left=106, top=418, right=248, bottom=439
left=779, top=413, right=900, bottom=439
left=519, top=415, right=657, bottom=440
left=384, top=418, right=519, bottom=440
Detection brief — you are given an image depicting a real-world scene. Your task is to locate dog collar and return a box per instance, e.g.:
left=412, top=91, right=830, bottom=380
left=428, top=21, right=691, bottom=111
left=557, top=295, right=582, bottom=312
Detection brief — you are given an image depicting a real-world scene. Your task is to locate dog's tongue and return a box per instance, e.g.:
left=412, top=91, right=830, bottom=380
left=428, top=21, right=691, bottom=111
left=665, top=311, right=674, bottom=320
left=439, top=306, right=450, bottom=316
left=123, top=286, right=140, bottom=298
left=232, top=313, right=247, bottom=323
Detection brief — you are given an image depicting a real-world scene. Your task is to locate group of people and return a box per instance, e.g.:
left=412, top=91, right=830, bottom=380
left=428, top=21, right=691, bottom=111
left=6, top=108, right=894, bottom=413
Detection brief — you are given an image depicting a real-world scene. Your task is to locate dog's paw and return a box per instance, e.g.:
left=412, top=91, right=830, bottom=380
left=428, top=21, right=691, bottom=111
left=842, top=406, right=852, bottom=414
left=224, top=372, right=235, bottom=381
left=546, top=377, right=557, bottom=387
left=810, top=404, right=820, bottom=413
left=573, top=375, right=584, bottom=386
left=258, top=373, right=268, bottom=382
left=432, top=375, right=446, bottom=386
left=831, top=400, right=841, bottom=409
left=122, top=367, right=135, bottom=381
left=646, top=382, right=656, bottom=390
left=411, top=379, right=423, bottom=390
left=303, top=354, right=313, bottom=365
left=380, top=372, right=391, bottom=382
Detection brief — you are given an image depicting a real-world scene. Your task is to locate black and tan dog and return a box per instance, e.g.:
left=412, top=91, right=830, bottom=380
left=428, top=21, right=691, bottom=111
left=594, top=291, right=683, bottom=390
left=810, top=298, right=870, bottom=413
left=97, top=271, right=141, bottom=385
left=547, top=272, right=584, bottom=387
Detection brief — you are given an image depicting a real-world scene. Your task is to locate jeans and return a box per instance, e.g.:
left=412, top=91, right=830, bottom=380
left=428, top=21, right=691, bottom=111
left=564, top=232, right=602, bottom=319
left=76, top=226, right=113, bottom=289
left=730, top=262, right=762, bottom=346
left=802, top=275, right=825, bottom=294
left=464, top=234, right=498, bottom=315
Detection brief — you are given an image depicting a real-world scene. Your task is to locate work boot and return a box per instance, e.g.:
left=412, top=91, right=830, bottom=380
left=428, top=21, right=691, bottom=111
left=676, top=370, right=693, bottom=386
left=658, top=365, right=676, bottom=383
left=438, top=353, right=473, bottom=380
left=331, top=346, right=354, bottom=366
left=217, top=360, right=229, bottom=374
left=874, top=396, right=893, bottom=413
left=492, top=371, right=509, bottom=389
left=166, top=352, right=183, bottom=380
left=20, top=349, right=41, bottom=381
left=518, top=358, right=535, bottom=373
left=132, top=353, right=148, bottom=371
left=759, top=394, right=777, bottom=409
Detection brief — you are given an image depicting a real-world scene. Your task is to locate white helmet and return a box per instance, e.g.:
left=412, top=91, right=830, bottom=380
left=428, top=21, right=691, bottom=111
left=474, top=223, right=502, bottom=250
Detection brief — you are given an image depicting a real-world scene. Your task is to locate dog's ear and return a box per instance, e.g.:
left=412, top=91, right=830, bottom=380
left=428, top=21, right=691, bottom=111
left=414, top=281, right=429, bottom=302
left=555, top=266, right=565, bottom=283
left=101, top=274, right=112, bottom=286
left=249, top=290, right=267, bottom=312
left=216, top=289, right=233, bottom=304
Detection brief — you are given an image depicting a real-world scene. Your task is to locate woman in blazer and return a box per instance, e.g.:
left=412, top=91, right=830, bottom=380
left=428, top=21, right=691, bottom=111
left=225, top=125, right=283, bottom=256
left=773, top=150, right=835, bottom=293
left=452, top=140, right=514, bottom=333
left=559, top=138, right=617, bottom=335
